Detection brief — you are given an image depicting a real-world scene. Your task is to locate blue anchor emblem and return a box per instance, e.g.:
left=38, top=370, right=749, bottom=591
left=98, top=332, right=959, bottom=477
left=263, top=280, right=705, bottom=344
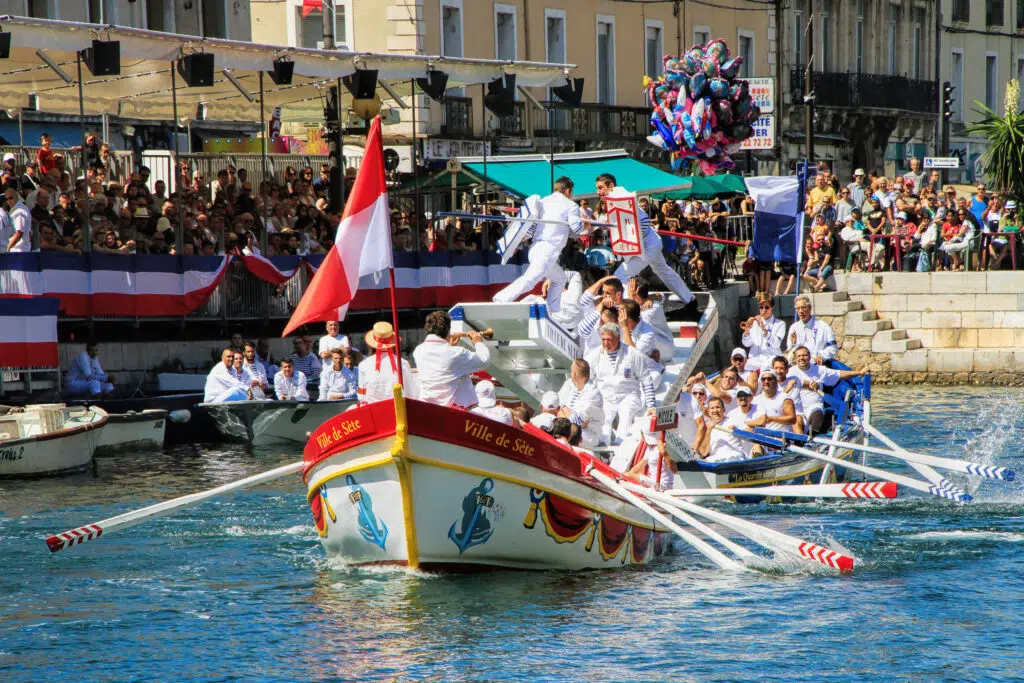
left=448, top=478, right=496, bottom=554
left=346, top=474, right=388, bottom=550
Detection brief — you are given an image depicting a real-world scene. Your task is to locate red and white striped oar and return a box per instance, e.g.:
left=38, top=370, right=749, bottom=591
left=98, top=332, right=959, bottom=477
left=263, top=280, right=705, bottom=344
left=661, top=482, right=897, bottom=499
left=625, top=483, right=857, bottom=572
left=46, top=460, right=304, bottom=553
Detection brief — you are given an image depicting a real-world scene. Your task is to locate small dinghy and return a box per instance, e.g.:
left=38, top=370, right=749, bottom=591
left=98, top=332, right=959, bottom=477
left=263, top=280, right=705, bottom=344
left=0, top=404, right=108, bottom=478
left=94, top=409, right=168, bottom=456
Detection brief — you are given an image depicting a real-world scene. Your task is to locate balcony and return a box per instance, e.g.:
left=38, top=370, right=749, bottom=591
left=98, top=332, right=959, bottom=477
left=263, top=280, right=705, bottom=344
left=532, top=102, right=650, bottom=141
left=496, top=101, right=526, bottom=137
left=790, top=70, right=938, bottom=116
left=441, top=96, right=474, bottom=137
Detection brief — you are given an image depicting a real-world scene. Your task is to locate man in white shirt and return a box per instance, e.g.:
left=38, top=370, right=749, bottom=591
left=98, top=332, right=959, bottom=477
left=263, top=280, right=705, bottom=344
left=725, top=387, right=764, bottom=458
left=5, top=188, right=31, bottom=252
left=319, top=349, right=357, bottom=401
left=556, top=359, right=605, bottom=449
left=630, top=278, right=675, bottom=364
left=469, top=380, right=514, bottom=425
left=619, top=299, right=663, bottom=386
left=741, top=295, right=786, bottom=371
left=788, top=346, right=866, bottom=432
left=204, top=349, right=251, bottom=403
left=358, top=321, right=419, bottom=404
left=66, top=341, right=114, bottom=397
left=529, top=391, right=561, bottom=431
left=787, top=296, right=838, bottom=364
left=274, top=358, right=310, bottom=401
left=750, top=373, right=799, bottom=434
left=412, top=311, right=490, bottom=408
left=242, top=342, right=270, bottom=400
left=318, top=320, right=351, bottom=374
left=493, top=176, right=583, bottom=313
left=584, top=322, right=656, bottom=445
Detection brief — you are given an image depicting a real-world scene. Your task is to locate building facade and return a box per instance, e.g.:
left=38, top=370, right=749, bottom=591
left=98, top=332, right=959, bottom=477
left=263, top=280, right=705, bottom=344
left=940, top=0, right=1024, bottom=184
left=252, top=1, right=772, bottom=166
left=779, top=0, right=939, bottom=181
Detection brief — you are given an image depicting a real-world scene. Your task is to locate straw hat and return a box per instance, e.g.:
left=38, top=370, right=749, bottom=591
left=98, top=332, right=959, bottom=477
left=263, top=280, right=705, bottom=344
left=134, top=207, right=150, bottom=218
left=156, top=216, right=172, bottom=233
left=365, top=321, right=399, bottom=350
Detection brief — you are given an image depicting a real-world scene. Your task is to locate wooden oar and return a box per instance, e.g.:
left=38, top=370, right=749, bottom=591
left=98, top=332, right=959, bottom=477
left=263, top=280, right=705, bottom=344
left=626, top=483, right=856, bottom=572
left=46, top=460, right=305, bottom=553
left=661, top=482, right=897, bottom=499
left=858, top=417, right=954, bottom=493
left=811, top=435, right=1015, bottom=481
left=587, top=467, right=746, bottom=571
left=645, top=499, right=758, bottom=562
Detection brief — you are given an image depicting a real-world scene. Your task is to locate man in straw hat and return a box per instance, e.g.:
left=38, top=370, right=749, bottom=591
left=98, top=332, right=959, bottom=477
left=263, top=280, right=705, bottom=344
left=412, top=311, right=489, bottom=408
left=358, top=321, right=419, bottom=404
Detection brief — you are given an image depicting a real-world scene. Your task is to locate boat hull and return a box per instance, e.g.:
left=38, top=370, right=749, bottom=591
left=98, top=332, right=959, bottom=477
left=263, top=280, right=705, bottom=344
left=304, top=399, right=671, bottom=571
left=94, top=409, right=167, bottom=455
left=0, top=407, right=107, bottom=478
left=69, top=393, right=216, bottom=445
left=200, top=399, right=356, bottom=446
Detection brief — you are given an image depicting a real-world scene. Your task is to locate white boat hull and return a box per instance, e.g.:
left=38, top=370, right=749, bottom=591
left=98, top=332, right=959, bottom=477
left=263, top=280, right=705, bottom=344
left=95, top=409, right=167, bottom=455
left=304, top=397, right=671, bottom=571
left=199, top=400, right=356, bottom=446
left=0, top=406, right=107, bottom=478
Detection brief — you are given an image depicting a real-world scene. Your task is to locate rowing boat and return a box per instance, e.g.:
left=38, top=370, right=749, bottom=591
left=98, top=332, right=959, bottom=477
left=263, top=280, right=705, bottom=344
left=197, top=398, right=357, bottom=446
left=0, top=404, right=108, bottom=478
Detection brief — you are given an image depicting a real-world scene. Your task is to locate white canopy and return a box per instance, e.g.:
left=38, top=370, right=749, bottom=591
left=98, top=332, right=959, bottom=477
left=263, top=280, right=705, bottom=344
left=0, top=16, right=575, bottom=122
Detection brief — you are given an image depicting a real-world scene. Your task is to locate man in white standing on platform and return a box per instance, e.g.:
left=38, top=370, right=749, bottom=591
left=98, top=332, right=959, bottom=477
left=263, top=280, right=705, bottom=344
left=470, top=380, right=515, bottom=425
left=4, top=188, right=31, bottom=252
left=204, top=349, right=251, bottom=403
left=585, top=322, right=656, bottom=445
left=787, top=296, right=838, bottom=364
left=593, top=173, right=697, bottom=316
left=556, top=359, right=605, bottom=449
left=412, top=311, right=490, bottom=408
left=741, top=293, right=786, bottom=370
left=358, top=321, right=419, bottom=404
left=274, top=358, right=309, bottom=401
left=318, top=320, right=350, bottom=374
left=66, top=341, right=114, bottom=397
left=492, top=176, right=583, bottom=313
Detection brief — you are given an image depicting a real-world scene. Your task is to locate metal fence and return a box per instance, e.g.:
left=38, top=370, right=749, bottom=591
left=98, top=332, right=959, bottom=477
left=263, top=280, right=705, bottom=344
left=789, top=70, right=939, bottom=115
left=725, top=215, right=754, bottom=243
left=0, top=145, right=136, bottom=180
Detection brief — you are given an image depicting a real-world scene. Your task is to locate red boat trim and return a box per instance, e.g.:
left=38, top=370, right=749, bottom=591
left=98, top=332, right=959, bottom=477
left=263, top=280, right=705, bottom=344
left=303, top=400, right=398, bottom=474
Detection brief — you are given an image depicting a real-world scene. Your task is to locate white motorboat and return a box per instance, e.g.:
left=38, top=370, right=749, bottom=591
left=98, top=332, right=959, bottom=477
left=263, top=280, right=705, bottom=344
left=95, top=409, right=168, bottom=455
left=196, top=399, right=356, bottom=446
left=0, top=405, right=108, bottom=478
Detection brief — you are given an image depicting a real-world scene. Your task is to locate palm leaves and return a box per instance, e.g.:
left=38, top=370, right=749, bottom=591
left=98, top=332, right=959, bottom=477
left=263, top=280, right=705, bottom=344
left=966, top=79, right=1024, bottom=200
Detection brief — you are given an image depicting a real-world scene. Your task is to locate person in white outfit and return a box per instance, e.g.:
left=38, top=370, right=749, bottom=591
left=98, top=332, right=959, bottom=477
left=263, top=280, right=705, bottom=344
left=619, top=299, right=663, bottom=387
left=66, top=342, right=114, bottom=397
left=788, top=346, right=866, bottom=432
left=204, top=349, right=252, bottom=403
left=319, top=349, right=358, bottom=401
left=358, top=321, right=419, bottom=404
left=412, top=311, right=491, bottom=408
left=318, top=320, right=351, bottom=374
left=694, top=397, right=747, bottom=463
left=584, top=322, right=656, bottom=445
left=626, top=425, right=676, bottom=490
left=273, top=358, right=309, bottom=401
left=630, top=278, right=675, bottom=364
left=750, top=373, right=799, bottom=434
left=725, top=387, right=765, bottom=458
left=242, top=342, right=270, bottom=400
left=4, top=188, right=31, bottom=252
left=594, top=173, right=696, bottom=313
left=529, top=391, right=561, bottom=431
left=492, top=176, right=583, bottom=314
left=787, top=296, right=838, bottom=364
left=469, top=380, right=515, bottom=425
left=741, top=294, right=786, bottom=371
left=556, top=359, right=605, bottom=449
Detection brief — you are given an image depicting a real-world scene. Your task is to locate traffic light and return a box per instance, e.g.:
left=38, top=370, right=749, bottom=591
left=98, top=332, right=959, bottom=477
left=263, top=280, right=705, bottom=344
left=943, top=81, right=956, bottom=121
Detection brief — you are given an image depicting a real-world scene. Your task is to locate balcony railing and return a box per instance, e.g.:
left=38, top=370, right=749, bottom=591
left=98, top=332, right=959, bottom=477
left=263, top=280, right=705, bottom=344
left=441, top=96, right=474, bottom=137
left=532, top=102, right=650, bottom=141
left=496, top=101, right=526, bottom=137
left=790, top=70, right=938, bottom=115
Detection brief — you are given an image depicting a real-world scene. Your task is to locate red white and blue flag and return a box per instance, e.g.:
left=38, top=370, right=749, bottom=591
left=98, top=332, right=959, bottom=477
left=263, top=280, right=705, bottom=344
left=240, top=254, right=301, bottom=285
left=0, top=297, right=59, bottom=368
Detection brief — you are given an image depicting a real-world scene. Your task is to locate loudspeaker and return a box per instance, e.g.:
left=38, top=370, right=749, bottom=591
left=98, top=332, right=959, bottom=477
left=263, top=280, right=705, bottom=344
left=177, top=53, right=215, bottom=87
left=343, top=69, right=378, bottom=99
left=27, top=93, right=39, bottom=112
left=484, top=74, right=516, bottom=118
left=270, top=57, right=294, bottom=86
left=82, top=39, right=120, bottom=76
left=0, top=32, right=11, bottom=60
left=415, top=70, right=448, bottom=102
left=552, top=77, right=584, bottom=107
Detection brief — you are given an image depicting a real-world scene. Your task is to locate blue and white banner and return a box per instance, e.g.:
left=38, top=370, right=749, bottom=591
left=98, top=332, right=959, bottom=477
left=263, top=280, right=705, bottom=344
left=747, top=175, right=802, bottom=264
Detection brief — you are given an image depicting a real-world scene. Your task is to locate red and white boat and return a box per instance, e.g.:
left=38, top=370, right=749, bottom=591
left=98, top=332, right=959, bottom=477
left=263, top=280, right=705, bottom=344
left=303, top=390, right=671, bottom=571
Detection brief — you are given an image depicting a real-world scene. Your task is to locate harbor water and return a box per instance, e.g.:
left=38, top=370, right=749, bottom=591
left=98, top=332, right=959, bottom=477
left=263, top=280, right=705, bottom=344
left=2, top=387, right=1024, bottom=682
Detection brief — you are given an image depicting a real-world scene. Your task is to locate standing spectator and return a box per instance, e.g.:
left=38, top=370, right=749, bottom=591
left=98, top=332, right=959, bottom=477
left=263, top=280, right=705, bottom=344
left=970, top=184, right=988, bottom=226
left=5, top=187, right=31, bottom=252
left=903, top=158, right=926, bottom=193
left=835, top=187, right=855, bottom=224
left=806, top=173, right=836, bottom=214
left=37, top=133, right=56, bottom=175
left=847, top=169, right=869, bottom=210
left=290, top=337, right=321, bottom=381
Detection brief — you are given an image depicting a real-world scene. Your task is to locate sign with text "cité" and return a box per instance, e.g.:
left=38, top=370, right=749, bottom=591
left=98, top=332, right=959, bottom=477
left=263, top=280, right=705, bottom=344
left=740, top=114, right=775, bottom=150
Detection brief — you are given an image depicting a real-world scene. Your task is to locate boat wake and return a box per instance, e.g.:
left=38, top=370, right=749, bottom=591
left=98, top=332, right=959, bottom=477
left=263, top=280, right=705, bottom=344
left=902, top=530, right=1024, bottom=544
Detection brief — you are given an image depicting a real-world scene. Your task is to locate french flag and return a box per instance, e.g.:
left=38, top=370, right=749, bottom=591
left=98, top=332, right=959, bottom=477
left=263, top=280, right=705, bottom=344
left=0, top=297, right=59, bottom=368
left=284, top=115, right=393, bottom=335
left=240, top=254, right=302, bottom=285
left=747, top=175, right=803, bottom=265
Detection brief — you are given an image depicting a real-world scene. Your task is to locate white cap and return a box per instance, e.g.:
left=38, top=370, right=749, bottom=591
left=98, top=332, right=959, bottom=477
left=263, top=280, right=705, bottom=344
left=736, top=386, right=753, bottom=397
left=854, top=168, right=865, bottom=177
left=731, top=347, right=747, bottom=359
left=691, top=383, right=708, bottom=394
left=530, top=413, right=555, bottom=431
left=475, top=380, right=497, bottom=408
left=540, top=391, right=560, bottom=411
left=1008, top=200, right=1018, bottom=210
left=844, top=215, right=856, bottom=223
left=896, top=211, right=908, bottom=220
left=3, top=153, right=14, bottom=163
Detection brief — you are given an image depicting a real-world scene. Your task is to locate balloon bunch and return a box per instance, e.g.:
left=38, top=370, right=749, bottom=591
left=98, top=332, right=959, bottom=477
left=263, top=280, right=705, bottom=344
left=645, top=39, right=760, bottom=175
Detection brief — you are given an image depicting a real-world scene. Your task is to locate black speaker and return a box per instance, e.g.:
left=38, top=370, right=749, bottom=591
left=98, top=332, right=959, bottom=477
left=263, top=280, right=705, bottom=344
left=484, top=74, right=516, bottom=118
left=270, top=57, right=294, bottom=85
left=0, top=32, right=11, bottom=60
left=552, top=77, right=584, bottom=107
left=343, top=69, right=378, bottom=99
left=82, top=40, right=120, bottom=76
left=415, top=70, right=448, bottom=102
left=27, top=93, right=39, bottom=112
left=177, top=53, right=215, bottom=87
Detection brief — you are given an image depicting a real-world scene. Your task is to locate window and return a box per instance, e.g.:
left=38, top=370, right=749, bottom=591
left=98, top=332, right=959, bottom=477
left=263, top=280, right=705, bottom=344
left=986, top=54, right=999, bottom=111
left=495, top=5, right=517, bottom=61
left=987, top=0, right=1005, bottom=26
left=441, top=1, right=463, bottom=58
left=546, top=9, right=567, bottom=124
left=296, top=1, right=349, bottom=49
left=737, top=31, right=754, bottom=78
left=597, top=16, right=616, bottom=104
left=952, top=0, right=969, bottom=23
left=819, top=0, right=832, bottom=71
left=26, top=0, right=45, bottom=18
left=792, top=0, right=804, bottom=66
left=693, top=25, right=710, bottom=50
left=855, top=0, right=866, bottom=73
left=952, top=51, right=964, bottom=122
left=887, top=4, right=899, bottom=76
left=147, top=0, right=166, bottom=32
left=645, top=20, right=664, bottom=79
left=1018, top=0, right=1024, bottom=30
left=202, top=0, right=228, bottom=38
left=1017, top=58, right=1024, bottom=106
left=912, top=8, right=925, bottom=79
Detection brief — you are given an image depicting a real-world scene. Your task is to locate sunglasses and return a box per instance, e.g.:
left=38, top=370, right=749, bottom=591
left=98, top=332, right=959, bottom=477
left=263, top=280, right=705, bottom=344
left=759, top=303, right=772, bottom=309
left=691, top=391, right=706, bottom=396
left=761, top=376, right=777, bottom=382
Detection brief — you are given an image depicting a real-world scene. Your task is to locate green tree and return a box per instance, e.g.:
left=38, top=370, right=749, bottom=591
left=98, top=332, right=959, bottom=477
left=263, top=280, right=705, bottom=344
left=966, top=79, right=1024, bottom=200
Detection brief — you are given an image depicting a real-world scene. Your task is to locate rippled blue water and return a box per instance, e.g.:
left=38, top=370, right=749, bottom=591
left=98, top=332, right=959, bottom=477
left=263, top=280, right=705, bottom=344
left=3, top=387, right=1024, bottom=682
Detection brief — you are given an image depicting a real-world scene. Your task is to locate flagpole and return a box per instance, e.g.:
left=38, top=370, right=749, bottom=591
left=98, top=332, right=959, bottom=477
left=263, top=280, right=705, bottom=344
left=376, top=115, right=404, bottom=387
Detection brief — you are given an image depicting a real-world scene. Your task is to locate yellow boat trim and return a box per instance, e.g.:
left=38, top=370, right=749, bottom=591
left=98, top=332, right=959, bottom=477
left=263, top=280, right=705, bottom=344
left=305, top=455, right=395, bottom=500
left=391, top=385, right=420, bottom=570
left=716, top=450, right=854, bottom=489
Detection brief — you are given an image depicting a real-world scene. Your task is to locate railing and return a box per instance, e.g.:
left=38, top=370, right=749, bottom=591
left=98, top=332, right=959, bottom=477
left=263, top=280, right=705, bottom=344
left=497, top=101, right=526, bottom=137
left=0, top=145, right=135, bottom=181
left=790, top=70, right=939, bottom=115
left=442, top=96, right=474, bottom=137
left=532, top=102, right=650, bottom=141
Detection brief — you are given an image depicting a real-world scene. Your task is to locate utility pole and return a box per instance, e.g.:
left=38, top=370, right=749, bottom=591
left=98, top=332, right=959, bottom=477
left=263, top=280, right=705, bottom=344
left=321, top=0, right=335, bottom=50
left=775, top=0, right=783, bottom=170
left=804, top=0, right=815, bottom=163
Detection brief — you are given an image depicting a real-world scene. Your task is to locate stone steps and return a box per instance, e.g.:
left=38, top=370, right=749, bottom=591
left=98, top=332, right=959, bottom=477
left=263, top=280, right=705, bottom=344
left=845, top=309, right=893, bottom=336
left=871, top=328, right=923, bottom=353
left=808, top=291, right=864, bottom=315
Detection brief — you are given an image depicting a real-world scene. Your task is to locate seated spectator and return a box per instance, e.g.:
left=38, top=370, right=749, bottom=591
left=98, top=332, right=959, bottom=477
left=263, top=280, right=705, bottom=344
left=274, top=358, right=310, bottom=401
left=95, top=228, right=134, bottom=254
left=66, top=341, right=114, bottom=397
left=319, top=349, right=357, bottom=401
left=290, top=337, right=321, bottom=381
left=469, top=380, right=514, bottom=425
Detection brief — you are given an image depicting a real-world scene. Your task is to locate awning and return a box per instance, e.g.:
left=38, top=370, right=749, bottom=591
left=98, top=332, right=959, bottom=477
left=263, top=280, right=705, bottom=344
left=657, top=173, right=748, bottom=200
